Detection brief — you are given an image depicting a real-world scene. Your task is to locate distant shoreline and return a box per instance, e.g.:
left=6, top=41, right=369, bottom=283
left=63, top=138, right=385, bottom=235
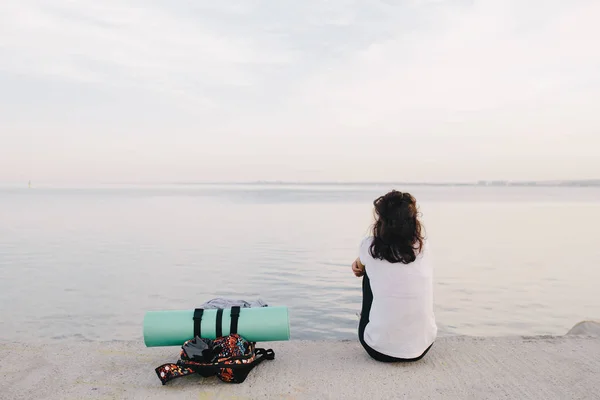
left=169, top=180, right=600, bottom=188
left=3, top=180, right=600, bottom=188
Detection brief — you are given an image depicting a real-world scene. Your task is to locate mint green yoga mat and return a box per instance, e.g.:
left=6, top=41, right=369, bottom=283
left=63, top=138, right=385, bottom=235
left=143, top=306, right=290, bottom=347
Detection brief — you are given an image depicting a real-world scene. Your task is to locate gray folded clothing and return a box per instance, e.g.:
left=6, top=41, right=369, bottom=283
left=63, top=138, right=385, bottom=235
left=200, top=298, right=268, bottom=309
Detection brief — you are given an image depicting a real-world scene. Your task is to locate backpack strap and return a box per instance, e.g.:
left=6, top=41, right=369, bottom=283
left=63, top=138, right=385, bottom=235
left=254, top=348, right=276, bottom=363
left=215, top=309, right=224, bottom=337
left=230, top=306, right=241, bottom=334
left=155, top=363, right=197, bottom=385
left=194, top=307, right=240, bottom=338
left=193, top=308, right=204, bottom=338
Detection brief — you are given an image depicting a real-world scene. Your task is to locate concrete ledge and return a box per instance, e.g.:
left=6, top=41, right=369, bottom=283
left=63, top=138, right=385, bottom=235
left=1, top=332, right=599, bottom=400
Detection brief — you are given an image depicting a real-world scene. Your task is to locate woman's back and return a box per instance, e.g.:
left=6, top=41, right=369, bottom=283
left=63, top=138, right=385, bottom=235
left=359, top=236, right=437, bottom=359
left=354, top=190, right=437, bottom=361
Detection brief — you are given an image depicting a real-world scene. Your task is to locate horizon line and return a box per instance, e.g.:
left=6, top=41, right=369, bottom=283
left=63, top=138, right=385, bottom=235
left=4, top=178, right=600, bottom=187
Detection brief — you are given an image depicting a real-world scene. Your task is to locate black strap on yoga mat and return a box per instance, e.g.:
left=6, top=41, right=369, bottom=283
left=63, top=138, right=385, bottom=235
left=193, top=308, right=204, bottom=338
left=230, top=306, right=241, bottom=334
left=215, top=309, right=224, bottom=338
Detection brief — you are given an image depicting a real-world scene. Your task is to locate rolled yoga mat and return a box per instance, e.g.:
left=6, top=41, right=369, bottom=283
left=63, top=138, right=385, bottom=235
left=143, top=306, right=290, bottom=347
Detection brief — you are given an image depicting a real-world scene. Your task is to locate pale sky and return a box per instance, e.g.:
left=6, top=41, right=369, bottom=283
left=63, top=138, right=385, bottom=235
left=1, top=0, right=599, bottom=183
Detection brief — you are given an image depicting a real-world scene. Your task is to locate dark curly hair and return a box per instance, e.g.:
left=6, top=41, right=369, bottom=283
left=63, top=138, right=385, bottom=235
left=369, top=190, right=424, bottom=264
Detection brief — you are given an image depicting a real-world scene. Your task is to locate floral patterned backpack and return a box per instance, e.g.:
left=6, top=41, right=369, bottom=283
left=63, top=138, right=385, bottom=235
left=155, top=307, right=275, bottom=385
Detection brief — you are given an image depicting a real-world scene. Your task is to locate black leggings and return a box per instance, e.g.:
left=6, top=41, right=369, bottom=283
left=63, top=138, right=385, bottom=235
left=358, top=273, right=433, bottom=362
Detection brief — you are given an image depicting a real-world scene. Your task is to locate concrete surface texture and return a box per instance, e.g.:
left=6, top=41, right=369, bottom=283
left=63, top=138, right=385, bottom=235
left=1, top=328, right=600, bottom=400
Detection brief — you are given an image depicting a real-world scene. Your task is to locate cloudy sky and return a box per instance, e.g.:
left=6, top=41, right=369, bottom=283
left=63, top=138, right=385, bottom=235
left=1, top=0, right=599, bottom=183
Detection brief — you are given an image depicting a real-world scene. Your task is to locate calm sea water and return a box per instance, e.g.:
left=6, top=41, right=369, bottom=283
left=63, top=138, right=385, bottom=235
left=1, top=184, right=599, bottom=343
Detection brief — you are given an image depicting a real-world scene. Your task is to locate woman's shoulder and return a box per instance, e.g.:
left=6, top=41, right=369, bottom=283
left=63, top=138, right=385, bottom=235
left=359, top=236, right=376, bottom=254
left=360, top=236, right=374, bottom=247
left=416, top=238, right=433, bottom=264
left=358, top=236, right=374, bottom=263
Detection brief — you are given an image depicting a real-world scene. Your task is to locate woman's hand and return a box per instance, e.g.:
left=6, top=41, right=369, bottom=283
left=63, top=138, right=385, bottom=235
left=352, top=258, right=365, bottom=277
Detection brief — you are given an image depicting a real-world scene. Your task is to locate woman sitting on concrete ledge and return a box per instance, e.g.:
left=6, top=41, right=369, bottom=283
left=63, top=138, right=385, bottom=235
left=352, top=190, right=437, bottom=362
